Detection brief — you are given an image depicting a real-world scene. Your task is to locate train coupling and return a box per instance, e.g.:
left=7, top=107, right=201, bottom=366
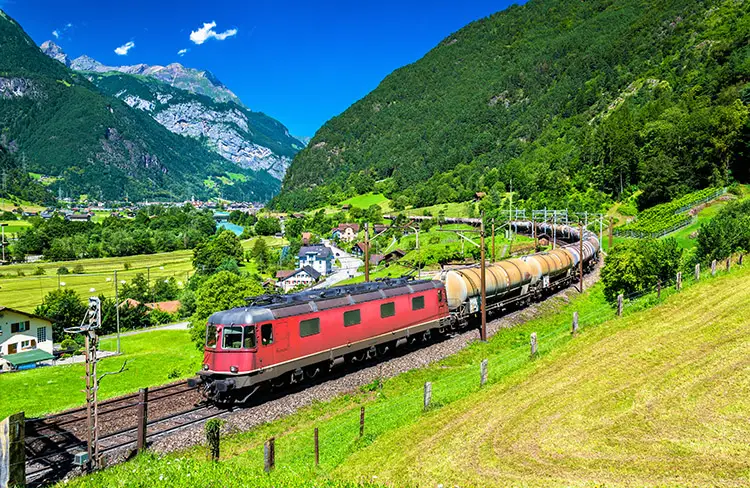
left=187, top=376, right=203, bottom=388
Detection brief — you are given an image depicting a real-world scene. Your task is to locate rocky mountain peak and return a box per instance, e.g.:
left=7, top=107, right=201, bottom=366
left=40, top=40, right=69, bottom=66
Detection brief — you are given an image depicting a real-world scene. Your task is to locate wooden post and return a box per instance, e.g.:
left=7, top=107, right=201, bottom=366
left=364, top=223, right=370, bottom=282
left=137, top=387, right=148, bottom=453
left=359, top=406, right=365, bottom=437
left=617, top=294, right=623, bottom=316
left=572, top=311, right=579, bottom=335
left=657, top=280, right=662, bottom=299
left=695, top=263, right=700, bottom=281
left=712, top=259, right=717, bottom=276
left=264, top=437, right=275, bottom=472
left=676, top=272, right=682, bottom=291
left=726, top=257, right=731, bottom=272
left=608, top=217, right=613, bottom=250
left=740, top=254, right=744, bottom=266
left=423, top=382, right=432, bottom=410
left=530, top=333, right=538, bottom=358
left=0, top=412, right=25, bottom=488
left=314, top=428, right=319, bottom=466
left=491, top=219, right=496, bottom=263
left=480, top=359, right=488, bottom=387
left=480, top=212, right=487, bottom=342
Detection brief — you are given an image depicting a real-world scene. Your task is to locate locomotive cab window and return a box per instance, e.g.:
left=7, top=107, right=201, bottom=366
left=300, top=318, right=320, bottom=337
left=380, top=302, right=395, bottom=318
left=222, top=326, right=243, bottom=349
left=206, top=324, right=218, bottom=348
left=261, top=323, right=274, bottom=345
left=412, top=296, right=425, bottom=310
left=244, top=325, right=257, bottom=349
left=343, top=309, right=361, bottom=327
left=438, top=290, right=443, bottom=303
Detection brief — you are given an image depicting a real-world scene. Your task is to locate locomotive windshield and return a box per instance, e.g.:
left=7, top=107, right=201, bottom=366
left=206, top=324, right=217, bottom=348
left=222, top=326, right=243, bottom=349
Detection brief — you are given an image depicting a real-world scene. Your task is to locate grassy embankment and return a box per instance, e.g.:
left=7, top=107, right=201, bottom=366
left=57, top=253, right=749, bottom=487
left=0, top=330, right=200, bottom=419
left=0, top=236, right=286, bottom=312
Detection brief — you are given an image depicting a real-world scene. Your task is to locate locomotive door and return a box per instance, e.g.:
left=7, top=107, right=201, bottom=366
left=274, top=320, right=289, bottom=360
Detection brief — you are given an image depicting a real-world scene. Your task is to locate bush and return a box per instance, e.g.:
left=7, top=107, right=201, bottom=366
left=57, top=266, right=69, bottom=275
left=72, top=264, right=84, bottom=274
left=33, top=266, right=46, bottom=275
left=124, top=262, right=132, bottom=270
left=149, top=308, right=176, bottom=326
left=696, top=199, right=750, bottom=263
left=60, top=337, right=79, bottom=354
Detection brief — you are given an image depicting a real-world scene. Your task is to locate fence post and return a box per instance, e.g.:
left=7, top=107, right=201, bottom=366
left=137, top=387, right=148, bottom=453
left=359, top=406, right=365, bottom=437
left=530, top=333, right=538, bottom=358
left=726, top=257, right=731, bottom=272
left=572, top=311, right=579, bottom=335
left=480, top=359, right=488, bottom=387
left=423, top=382, right=432, bottom=410
left=695, top=263, right=700, bottom=281
left=314, top=428, right=319, bottom=467
left=617, top=294, right=623, bottom=316
left=676, top=272, right=682, bottom=291
left=740, top=254, right=744, bottom=266
left=0, top=412, right=25, bottom=488
left=264, top=437, right=275, bottom=472
left=712, top=259, right=717, bottom=276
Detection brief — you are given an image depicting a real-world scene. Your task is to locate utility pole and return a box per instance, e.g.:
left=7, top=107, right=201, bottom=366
left=578, top=221, right=584, bottom=293
left=364, top=222, right=370, bottom=282
left=491, top=218, right=496, bottom=263
left=114, top=270, right=120, bottom=355
left=608, top=217, right=614, bottom=251
left=480, top=212, right=487, bottom=342
left=0, top=223, right=6, bottom=263
left=552, top=211, right=557, bottom=249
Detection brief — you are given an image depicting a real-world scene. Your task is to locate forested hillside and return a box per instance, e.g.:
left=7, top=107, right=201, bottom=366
left=0, top=10, right=279, bottom=201
left=0, top=146, right=52, bottom=204
left=273, top=0, right=749, bottom=211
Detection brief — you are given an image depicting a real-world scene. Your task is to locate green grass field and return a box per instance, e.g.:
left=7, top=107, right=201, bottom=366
left=0, top=330, right=201, bottom=419
left=340, top=193, right=392, bottom=212
left=59, top=254, right=749, bottom=487
left=0, top=236, right=286, bottom=312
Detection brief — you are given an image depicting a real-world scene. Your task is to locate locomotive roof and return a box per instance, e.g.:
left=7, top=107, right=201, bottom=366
left=208, top=278, right=441, bottom=325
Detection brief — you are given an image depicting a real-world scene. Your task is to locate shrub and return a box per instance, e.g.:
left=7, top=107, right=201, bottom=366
left=72, top=264, right=84, bottom=274
left=57, top=266, right=69, bottom=275
left=33, top=266, right=46, bottom=275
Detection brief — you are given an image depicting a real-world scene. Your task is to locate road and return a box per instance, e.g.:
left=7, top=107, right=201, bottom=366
left=312, top=240, right=363, bottom=289
left=100, top=321, right=189, bottom=339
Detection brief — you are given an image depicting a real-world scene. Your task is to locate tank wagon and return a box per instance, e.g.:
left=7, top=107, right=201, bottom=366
left=190, top=224, right=600, bottom=403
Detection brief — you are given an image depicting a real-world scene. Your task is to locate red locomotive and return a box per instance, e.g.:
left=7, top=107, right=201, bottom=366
left=190, top=224, right=599, bottom=403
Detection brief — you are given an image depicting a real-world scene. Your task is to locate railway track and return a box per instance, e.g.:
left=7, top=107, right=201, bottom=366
left=24, top=380, right=219, bottom=487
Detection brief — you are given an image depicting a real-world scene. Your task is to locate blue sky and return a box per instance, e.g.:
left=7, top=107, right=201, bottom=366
left=2, top=0, right=521, bottom=138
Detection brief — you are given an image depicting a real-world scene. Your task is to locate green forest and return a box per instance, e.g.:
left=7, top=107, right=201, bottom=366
left=273, top=0, right=749, bottom=212
left=0, top=10, right=279, bottom=201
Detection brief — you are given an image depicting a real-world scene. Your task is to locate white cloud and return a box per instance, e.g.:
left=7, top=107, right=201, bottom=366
left=189, top=21, right=237, bottom=45
left=177, top=48, right=188, bottom=56
left=114, top=41, right=135, bottom=55
left=66, top=23, right=72, bottom=28
left=52, top=30, right=59, bottom=39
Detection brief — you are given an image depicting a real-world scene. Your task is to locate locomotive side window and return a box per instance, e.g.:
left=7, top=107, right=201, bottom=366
left=438, top=290, right=443, bottom=303
left=300, top=318, right=320, bottom=337
left=244, top=325, right=257, bottom=349
left=343, top=309, right=361, bottom=327
left=222, top=326, right=243, bottom=349
left=206, top=324, right=218, bottom=348
left=380, top=302, right=395, bottom=318
left=412, top=296, right=425, bottom=310
left=261, top=323, right=274, bottom=345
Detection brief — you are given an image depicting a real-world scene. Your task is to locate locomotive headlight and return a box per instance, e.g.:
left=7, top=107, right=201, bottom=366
left=202, top=364, right=209, bottom=371
left=230, top=366, right=239, bottom=373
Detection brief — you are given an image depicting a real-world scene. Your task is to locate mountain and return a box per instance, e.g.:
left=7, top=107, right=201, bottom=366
left=273, top=0, right=750, bottom=211
left=41, top=41, right=304, bottom=179
left=0, top=11, right=279, bottom=201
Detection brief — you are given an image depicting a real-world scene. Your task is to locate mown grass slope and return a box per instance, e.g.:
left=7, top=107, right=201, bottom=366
left=337, top=265, right=750, bottom=487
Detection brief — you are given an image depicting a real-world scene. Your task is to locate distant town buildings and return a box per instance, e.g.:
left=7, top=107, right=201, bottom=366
left=332, top=223, right=360, bottom=242
left=275, top=266, right=322, bottom=292
left=297, top=244, right=334, bottom=276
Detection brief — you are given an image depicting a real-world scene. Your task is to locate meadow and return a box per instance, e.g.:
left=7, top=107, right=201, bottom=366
left=0, top=236, right=286, bottom=312
left=0, top=329, right=201, bottom=419
left=58, top=252, right=750, bottom=487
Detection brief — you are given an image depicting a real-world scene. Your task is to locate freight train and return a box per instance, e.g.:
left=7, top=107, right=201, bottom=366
left=189, top=223, right=600, bottom=403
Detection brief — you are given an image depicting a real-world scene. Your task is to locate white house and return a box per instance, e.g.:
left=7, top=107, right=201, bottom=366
left=0, top=306, right=54, bottom=371
left=275, top=266, right=322, bottom=292
left=297, top=245, right=334, bottom=276
left=331, top=223, right=360, bottom=243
